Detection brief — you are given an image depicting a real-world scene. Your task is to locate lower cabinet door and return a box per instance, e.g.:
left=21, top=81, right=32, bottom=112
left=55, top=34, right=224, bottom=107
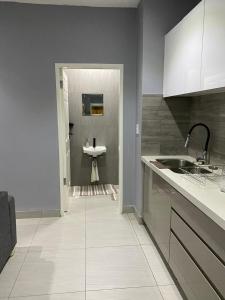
left=151, top=173, right=171, bottom=261
left=169, top=233, right=221, bottom=300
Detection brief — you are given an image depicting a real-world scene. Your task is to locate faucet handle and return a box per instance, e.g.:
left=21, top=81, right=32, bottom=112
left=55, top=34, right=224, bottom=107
left=196, top=157, right=205, bottom=165
left=196, top=150, right=209, bottom=165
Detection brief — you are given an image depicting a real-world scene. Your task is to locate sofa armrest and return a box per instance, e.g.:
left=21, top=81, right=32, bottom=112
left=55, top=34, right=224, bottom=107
left=0, top=191, right=11, bottom=272
left=8, top=196, right=17, bottom=248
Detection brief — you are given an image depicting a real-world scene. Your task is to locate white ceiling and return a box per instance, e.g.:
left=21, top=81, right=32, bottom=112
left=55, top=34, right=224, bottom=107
left=0, top=0, right=141, bottom=7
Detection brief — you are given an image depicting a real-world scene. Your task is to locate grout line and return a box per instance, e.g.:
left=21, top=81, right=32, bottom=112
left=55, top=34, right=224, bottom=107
left=7, top=285, right=176, bottom=299
left=158, top=284, right=183, bottom=300
left=8, top=291, right=85, bottom=299
left=27, top=217, right=42, bottom=251
left=85, top=196, right=87, bottom=300
left=85, top=243, right=140, bottom=249
left=158, top=285, right=166, bottom=300
left=86, top=284, right=160, bottom=293
left=128, top=214, right=161, bottom=289
left=8, top=218, right=42, bottom=298
left=127, top=213, right=142, bottom=246
left=140, top=244, right=160, bottom=289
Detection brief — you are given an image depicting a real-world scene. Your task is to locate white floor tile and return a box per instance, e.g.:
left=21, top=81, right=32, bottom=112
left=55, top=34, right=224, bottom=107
left=128, top=214, right=154, bottom=246
left=86, top=287, right=163, bottom=300
left=86, top=245, right=156, bottom=291
left=10, top=292, right=85, bottom=300
left=40, top=199, right=85, bottom=225
left=85, top=196, right=124, bottom=223
left=142, top=245, right=174, bottom=286
left=85, top=196, right=117, bottom=212
left=86, top=219, right=138, bottom=247
left=16, top=218, right=40, bottom=225
left=159, top=285, right=183, bottom=300
left=39, top=214, right=84, bottom=225
left=16, top=224, right=39, bottom=248
left=0, top=252, right=26, bottom=298
left=31, top=222, right=85, bottom=250
left=2, top=194, right=184, bottom=300
left=10, top=249, right=85, bottom=297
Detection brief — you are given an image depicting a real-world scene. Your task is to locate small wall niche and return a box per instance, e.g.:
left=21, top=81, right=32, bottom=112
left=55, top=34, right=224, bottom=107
left=82, top=93, right=104, bottom=116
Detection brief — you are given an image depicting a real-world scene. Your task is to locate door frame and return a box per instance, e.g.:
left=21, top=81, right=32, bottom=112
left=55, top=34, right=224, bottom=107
left=55, top=63, right=124, bottom=215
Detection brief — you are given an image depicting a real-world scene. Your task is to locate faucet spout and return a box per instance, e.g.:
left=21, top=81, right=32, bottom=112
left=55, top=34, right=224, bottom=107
left=185, top=123, right=210, bottom=164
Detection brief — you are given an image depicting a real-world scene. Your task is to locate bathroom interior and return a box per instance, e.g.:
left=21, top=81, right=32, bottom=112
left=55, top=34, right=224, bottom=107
left=65, top=68, right=120, bottom=200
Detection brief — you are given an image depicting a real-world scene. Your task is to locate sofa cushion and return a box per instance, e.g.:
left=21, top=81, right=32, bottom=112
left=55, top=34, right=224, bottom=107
left=0, top=192, right=14, bottom=273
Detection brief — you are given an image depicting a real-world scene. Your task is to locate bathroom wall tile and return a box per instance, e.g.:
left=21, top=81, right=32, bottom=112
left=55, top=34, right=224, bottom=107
left=66, top=69, right=119, bottom=186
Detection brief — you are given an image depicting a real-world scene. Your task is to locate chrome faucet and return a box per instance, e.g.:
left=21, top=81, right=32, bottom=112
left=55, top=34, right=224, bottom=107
left=184, top=123, right=210, bottom=164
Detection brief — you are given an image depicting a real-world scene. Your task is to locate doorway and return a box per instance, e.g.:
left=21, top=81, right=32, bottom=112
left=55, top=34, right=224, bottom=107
left=55, top=64, right=124, bottom=215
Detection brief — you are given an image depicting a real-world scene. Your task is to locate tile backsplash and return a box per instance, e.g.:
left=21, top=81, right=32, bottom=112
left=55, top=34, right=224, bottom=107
left=141, top=93, right=225, bottom=164
left=141, top=95, right=190, bottom=156
left=189, top=93, right=225, bottom=164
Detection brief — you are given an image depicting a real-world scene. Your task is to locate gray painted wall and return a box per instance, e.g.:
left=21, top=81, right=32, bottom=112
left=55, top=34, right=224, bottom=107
left=66, top=69, right=119, bottom=186
left=136, top=0, right=200, bottom=216
left=135, top=1, right=144, bottom=215
left=0, top=3, right=137, bottom=212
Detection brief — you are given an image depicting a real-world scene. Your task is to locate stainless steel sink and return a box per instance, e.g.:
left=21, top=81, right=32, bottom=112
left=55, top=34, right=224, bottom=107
left=156, top=158, right=211, bottom=174
left=170, top=166, right=211, bottom=174
left=156, top=158, right=195, bottom=169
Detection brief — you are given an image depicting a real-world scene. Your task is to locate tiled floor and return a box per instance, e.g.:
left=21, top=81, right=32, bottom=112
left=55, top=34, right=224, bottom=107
left=0, top=195, right=183, bottom=299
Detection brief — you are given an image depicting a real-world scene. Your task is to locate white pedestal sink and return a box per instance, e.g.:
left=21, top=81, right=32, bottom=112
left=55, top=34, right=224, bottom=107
left=83, top=146, right=107, bottom=158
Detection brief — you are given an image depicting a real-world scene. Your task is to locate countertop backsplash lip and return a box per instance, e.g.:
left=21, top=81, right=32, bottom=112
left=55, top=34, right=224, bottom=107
left=142, top=155, right=225, bottom=231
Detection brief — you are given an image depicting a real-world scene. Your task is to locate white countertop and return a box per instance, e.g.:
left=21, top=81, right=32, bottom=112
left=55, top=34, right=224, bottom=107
left=142, top=155, right=225, bottom=231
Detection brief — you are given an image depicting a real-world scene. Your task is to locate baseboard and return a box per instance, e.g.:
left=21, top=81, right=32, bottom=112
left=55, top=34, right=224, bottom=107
left=134, top=206, right=144, bottom=224
left=122, top=205, right=144, bottom=224
left=122, top=205, right=135, bottom=214
left=16, top=210, right=61, bottom=219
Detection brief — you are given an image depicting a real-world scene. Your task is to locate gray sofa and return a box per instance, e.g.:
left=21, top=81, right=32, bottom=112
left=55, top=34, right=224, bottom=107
left=0, top=192, right=17, bottom=273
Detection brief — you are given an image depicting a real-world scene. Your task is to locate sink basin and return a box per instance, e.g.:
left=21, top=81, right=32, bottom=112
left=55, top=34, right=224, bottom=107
left=83, top=146, right=106, bottom=158
left=156, top=158, right=195, bottom=169
left=170, top=166, right=212, bottom=174
left=156, top=158, right=211, bottom=174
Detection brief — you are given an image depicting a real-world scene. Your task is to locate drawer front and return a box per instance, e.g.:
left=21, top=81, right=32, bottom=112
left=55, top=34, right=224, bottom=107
left=171, top=210, right=225, bottom=298
left=169, top=233, right=221, bottom=300
left=171, top=189, right=225, bottom=262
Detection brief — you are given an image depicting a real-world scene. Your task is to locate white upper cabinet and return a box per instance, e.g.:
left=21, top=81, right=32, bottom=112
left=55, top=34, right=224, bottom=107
left=201, top=0, right=225, bottom=91
left=163, top=1, right=204, bottom=97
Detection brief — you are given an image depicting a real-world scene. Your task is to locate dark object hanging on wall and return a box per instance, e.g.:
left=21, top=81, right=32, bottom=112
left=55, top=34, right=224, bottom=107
left=69, top=123, right=74, bottom=137
left=93, top=138, right=96, bottom=148
left=82, top=94, right=104, bottom=116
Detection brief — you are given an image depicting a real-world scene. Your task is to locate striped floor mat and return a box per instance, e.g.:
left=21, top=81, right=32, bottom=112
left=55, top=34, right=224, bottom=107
left=73, top=184, right=119, bottom=200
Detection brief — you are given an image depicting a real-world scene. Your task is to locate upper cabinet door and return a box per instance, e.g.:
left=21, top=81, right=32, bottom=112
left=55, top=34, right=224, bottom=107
left=163, top=1, right=204, bottom=97
left=201, top=0, right=225, bottom=91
